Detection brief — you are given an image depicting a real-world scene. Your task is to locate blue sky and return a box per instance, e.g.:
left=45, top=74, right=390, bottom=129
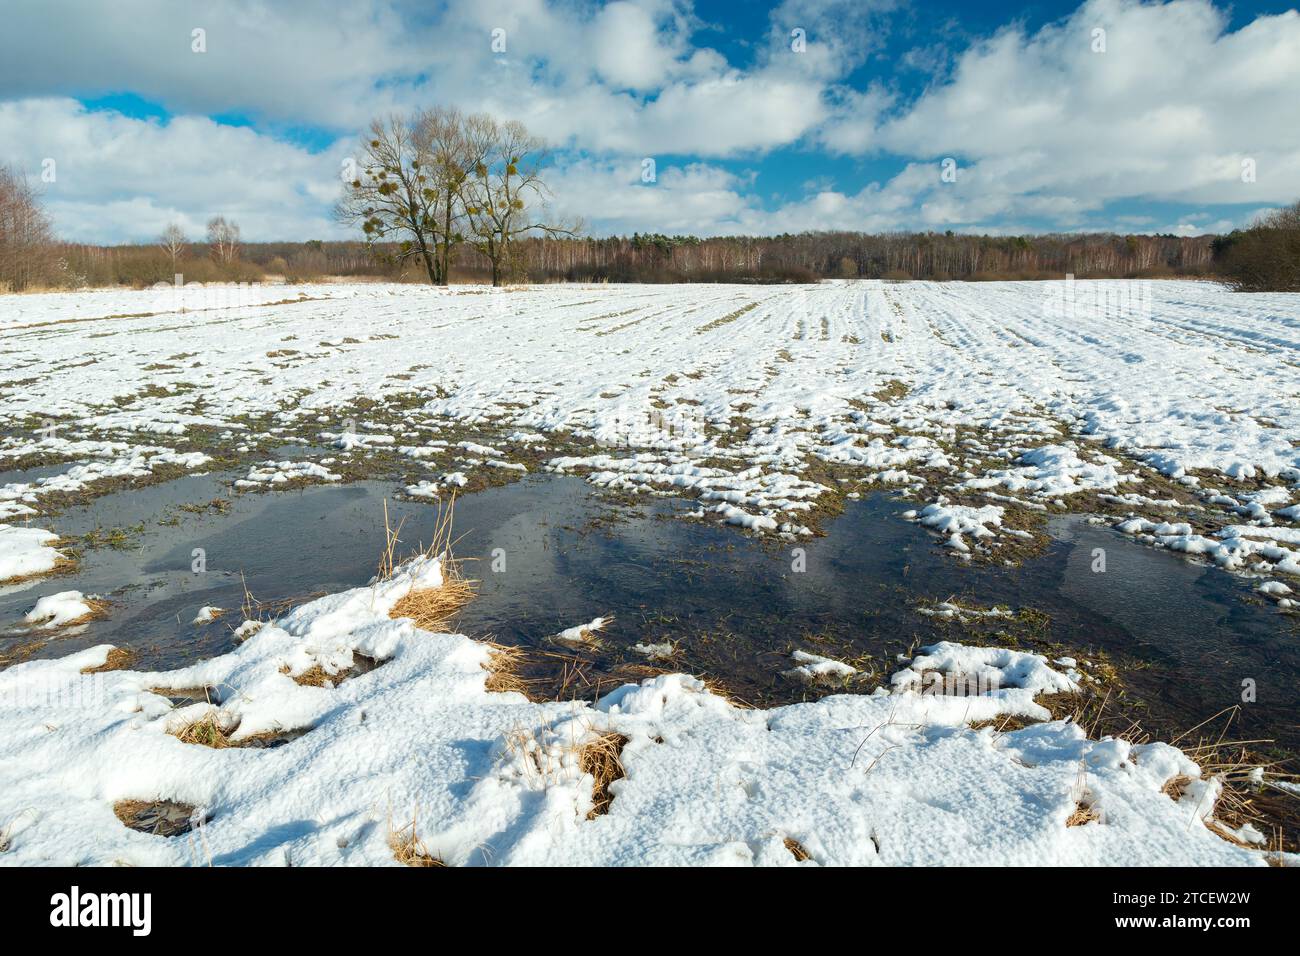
left=1, top=0, right=1298, bottom=242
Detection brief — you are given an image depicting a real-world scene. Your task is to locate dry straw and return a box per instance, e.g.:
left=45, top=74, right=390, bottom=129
left=381, top=496, right=477, bottom=634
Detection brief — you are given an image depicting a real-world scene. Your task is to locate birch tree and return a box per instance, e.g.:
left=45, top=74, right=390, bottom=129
left=0, top=164, right=55, bottom=291
left=159, top=223, right=187, bottom=272
left=206, top=216, right=240, bottom=266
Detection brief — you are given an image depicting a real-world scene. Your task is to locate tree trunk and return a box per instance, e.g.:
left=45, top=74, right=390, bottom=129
left=440, top=194, right=452, bottom=287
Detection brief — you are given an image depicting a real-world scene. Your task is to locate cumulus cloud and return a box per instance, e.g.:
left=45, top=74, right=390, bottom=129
left=0, top=98, right=350, bottom=242
left=861, top=0, right=1300, bottom=213
left=0, top=0, right=423, bottom=129
left=547, top=158, right=758, bottom=234
left=1, top=0, right=1297, bottom=241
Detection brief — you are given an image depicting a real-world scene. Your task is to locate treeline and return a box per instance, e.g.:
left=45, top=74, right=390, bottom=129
left=38, top=230, right=1223, bottom=288
left=5, top=153, right=1299, bottom=291
left=0, top=164, right=55, bottom=291
left=55, top=239, right=389, bottom=288
left=1212, top=201, right=1300, bottom=292
left=511, top=230, right=1220, bottom=283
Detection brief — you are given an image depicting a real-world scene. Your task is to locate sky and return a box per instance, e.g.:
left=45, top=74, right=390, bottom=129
left=0, top=0, right=1297, bottom=244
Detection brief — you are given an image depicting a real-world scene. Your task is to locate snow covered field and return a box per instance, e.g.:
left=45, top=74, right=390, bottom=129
left=3, top=278, right=1299, bottom=583
left=0, top=557, right=1266, bottom=865
left=2, top=278, right=1298, bottom=865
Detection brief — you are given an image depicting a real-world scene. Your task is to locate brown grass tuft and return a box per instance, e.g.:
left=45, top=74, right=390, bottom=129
left=580, top=732, right=628, bottom=819
left=1162, top=774, right=1192, bottom=801
left=388, top=809, right=445, bottom=867
left=0, top=637, right=46, bottom=669
left=968, top=713, right=1035, bottom=734
left=172, top=712, right=236, bottom=749
left=283, top=657, right=376, bottom=688
left=66, top=596, right=111, bottom=626
left=389, top=577, right=476, bottom=632
left=1067, top=802, right=1101, bottom=827
left=480, top=640, right=527, bottom=695
left=287, top=663, right=341, bottom=687
left=170, top=712, right=294, bottom=749
left=81, top=646, right=131, bottom=674
left=700, top=675, right=755, bottom=709
left=784, top=836, right=811, bottom=861
left=381, top=496, right=477, bottom=633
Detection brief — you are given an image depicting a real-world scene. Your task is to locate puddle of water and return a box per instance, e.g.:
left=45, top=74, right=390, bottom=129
left=0, top=462, right=70, bottom=486
left=2, top=474, right=1296, bottom=755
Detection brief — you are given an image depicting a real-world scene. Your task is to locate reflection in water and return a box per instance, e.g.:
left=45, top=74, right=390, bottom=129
left=2, top=474, right=1296, bottom=753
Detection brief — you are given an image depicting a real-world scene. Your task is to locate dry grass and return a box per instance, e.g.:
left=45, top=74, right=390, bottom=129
left=286, top=663, right=349, bottom=687
left=1155, top=708, right=1300, bottom=853
left=0, top=637, right=47, bottom=669
left=381, top=497, right=477, bottom=633
left=390, top=578, right=476, bottom=632
left=700, top=675, right=756, bottom=709
left=603, top=659, right=672, bottom=688
left=170, top=712, right=290, bottom=749
left=283, top=655, right=379, bottom=688
left=81, top=646, right=131, bottom=674
left=112, top=800, right=155, bottom=825
left=501, top=723, right=629, bottom=818
left=171, top=712, right=237, bottom=749
left=481, top=646, right=608, bottom=703
left=580, top=732, right=628, bottom=819
left=783, top=836, right=811, bottom=861
left=696, top=300, right=758, bottom=334
left=480, top=640, right=527, bottom=695
left=60, top=596, right=111, bottom=627
left=388, top=808, right=445, bottom=867
left=1066, top=802, right=1101, bottom=827
left=1162, top=774, right=1192, bottom=801
left=968, top=713, right=1036, bottom=734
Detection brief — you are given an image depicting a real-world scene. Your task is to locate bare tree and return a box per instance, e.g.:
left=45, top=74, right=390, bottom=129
left=459, top=116, right=581, bottom=286
left=336, top=114, right=442, bottom=284
left=0, top=164, right=56, bottom=291
left=159, top=223, right=187, bottom=272
left=413, top=105, right=473, bottom=286
left=1215, top=200, right=1300, bottom=292
left=338, top=110, right=579, bottom=286
left=206, top=216, right=241, bottom=266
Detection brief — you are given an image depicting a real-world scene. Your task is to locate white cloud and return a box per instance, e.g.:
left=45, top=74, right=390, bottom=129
left=0, top=0, right=831, bottom=159
left=0, top=0, right=423, bottom=129
left=547, top=159, right=757, bottom=234
left=2, top=0, right=1297, bottom=242
left=860, top=0, right=1300, bottom=212
left=589, top=1, right=689, bottom=90
left=0, top=98, right=349, bottom=242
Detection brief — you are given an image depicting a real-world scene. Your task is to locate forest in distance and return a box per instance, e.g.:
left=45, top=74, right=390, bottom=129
left=21, top=227, right=1278, bottom=289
